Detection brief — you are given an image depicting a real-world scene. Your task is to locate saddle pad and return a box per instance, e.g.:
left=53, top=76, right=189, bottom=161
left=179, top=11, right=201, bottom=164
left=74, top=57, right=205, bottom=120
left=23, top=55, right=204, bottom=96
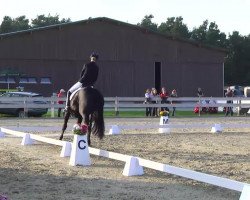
left=70, top=87, right=82, bottom=100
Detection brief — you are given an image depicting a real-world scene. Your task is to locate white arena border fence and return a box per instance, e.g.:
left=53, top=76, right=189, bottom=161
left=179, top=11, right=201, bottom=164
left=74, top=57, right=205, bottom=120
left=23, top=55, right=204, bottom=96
left=0, top=127, right=72, bottom=157
left=0, top=127, right=249, bottom=199
left=107, top=123, right=250, bottom=134
left=1, top=96, right=250, bottom=117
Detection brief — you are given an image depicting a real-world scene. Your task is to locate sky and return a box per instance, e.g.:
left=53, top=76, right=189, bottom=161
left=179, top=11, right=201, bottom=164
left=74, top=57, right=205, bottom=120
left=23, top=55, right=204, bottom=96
left=0, top=0, right=250, bottom=36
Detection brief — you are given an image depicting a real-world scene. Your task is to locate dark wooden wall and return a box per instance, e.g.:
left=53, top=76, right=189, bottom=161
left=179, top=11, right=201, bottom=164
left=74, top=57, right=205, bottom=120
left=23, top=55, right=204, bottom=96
left=0, top=18, right=226, bottom=97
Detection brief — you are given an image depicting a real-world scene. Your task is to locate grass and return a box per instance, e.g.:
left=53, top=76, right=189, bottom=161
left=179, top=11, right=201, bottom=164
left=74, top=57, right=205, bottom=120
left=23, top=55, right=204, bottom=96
left=0, top=110, right=230, bottom=118
left=103, top=110, right=226, bottom=118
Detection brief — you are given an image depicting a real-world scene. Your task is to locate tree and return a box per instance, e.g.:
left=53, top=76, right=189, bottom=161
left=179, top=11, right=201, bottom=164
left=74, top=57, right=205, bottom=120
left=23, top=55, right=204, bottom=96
left=158, top=16, right=190, bottom=39
left=225, top=31, right=250, bottom=85
left=137, top=14, right=158, bottom=32
left=191, top=20, right=228, bottom=48
left=190, top=20, right=208, bottom=42
left=206, top=22, right=228, bottom=47
left=0, top=14, right=71, bottom=34
left=31, top=14, right=71, bottom=28
left=0, top=15, right=30, bottom=33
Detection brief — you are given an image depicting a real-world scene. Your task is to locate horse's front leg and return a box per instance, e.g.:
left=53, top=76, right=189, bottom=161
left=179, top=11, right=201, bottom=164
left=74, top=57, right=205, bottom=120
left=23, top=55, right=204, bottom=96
left=59, top=111, right=71, bottom=140
left=77, top=116, right=83, bottom=125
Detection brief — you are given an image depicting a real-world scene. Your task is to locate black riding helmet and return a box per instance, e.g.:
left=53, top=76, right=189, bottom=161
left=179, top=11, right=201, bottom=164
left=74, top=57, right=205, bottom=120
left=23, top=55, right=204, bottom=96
left=90, top=52, right=99, bottom=60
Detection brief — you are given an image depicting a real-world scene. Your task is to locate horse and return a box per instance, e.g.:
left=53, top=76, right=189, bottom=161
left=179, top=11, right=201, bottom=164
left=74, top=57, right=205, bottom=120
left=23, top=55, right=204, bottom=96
left=59, top=87, right=105, bottom=146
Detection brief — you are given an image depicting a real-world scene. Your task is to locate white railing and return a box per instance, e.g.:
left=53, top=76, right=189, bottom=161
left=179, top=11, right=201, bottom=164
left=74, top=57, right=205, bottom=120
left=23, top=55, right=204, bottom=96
left=1, top=127, right=249, bottom=195
left=0, top=96, right=250, bottom=117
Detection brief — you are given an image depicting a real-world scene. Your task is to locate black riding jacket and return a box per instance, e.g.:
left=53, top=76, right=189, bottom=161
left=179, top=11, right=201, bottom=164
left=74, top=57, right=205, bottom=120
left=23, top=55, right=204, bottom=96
left=79, top=61, right=99, bottom=87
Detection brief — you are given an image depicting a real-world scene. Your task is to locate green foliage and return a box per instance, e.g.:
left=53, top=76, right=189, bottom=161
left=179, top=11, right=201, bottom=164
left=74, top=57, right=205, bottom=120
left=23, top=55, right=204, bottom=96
left=31, top=14, right=71, bottom=28
left=0, top=110, right=225, bottom=118
left=137, top=14, right=158, bottom=32
left=225, top=31, right=250, bottom=85
left=191, top=20, right=228, bottom=48
left=190, top=20, right=208, bottom=42
left=102, top=110, right=225, bottom=118
left=0, top=14, right=71, bottom=33
left=158, top=16, right=190, bottom=39
left=0, top=16, right=30, bottom=33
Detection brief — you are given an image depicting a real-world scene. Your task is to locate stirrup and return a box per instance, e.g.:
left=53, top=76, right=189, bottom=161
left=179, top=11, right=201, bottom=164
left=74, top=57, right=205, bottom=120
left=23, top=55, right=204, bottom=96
left=64, top=106, right=69, bottom=112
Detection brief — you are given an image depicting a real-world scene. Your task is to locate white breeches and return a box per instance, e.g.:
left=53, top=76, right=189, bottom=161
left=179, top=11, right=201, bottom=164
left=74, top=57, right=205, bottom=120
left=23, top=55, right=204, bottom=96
left=69, top=82, right=82, bottom=93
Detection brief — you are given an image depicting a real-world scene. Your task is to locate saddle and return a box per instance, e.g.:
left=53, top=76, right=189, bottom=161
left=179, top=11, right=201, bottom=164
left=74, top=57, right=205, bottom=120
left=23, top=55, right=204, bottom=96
left=70, top=86, right=93, bottom=100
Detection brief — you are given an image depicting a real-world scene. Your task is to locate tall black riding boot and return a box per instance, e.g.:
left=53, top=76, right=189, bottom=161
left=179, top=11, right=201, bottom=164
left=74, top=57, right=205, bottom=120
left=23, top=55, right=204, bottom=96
left=65, top=91, right=71, bottom=111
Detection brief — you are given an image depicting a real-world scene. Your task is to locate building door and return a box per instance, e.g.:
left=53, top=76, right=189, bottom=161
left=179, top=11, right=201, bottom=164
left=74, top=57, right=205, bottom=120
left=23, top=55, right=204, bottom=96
left=155, top=62, right=161, bottom=92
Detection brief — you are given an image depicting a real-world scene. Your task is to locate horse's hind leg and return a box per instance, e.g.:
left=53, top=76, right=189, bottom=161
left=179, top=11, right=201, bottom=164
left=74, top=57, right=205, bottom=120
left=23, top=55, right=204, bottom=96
left=82, top=114, right=91, bottom=146
left=59, top=111, right=71, bottom=140
left=87, top=117, right=93, bottom=146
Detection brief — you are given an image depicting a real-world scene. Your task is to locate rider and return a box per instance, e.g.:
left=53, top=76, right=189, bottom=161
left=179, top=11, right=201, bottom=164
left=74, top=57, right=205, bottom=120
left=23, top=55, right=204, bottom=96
left=65, top=52, right=99, bottom=111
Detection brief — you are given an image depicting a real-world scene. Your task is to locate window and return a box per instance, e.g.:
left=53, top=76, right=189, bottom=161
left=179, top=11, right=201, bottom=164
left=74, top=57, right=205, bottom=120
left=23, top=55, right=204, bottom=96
left=10, top=93, right=21, bottom=97
left=0, top=77, right=16, bottom=83
left=19, top=77, right=37, bottom=84
left=28, top=77, right=37, bottom=83
left=7, top=77, right=15, bottom=83
left=19, top=77, right=28, bottom=83
left=0, top=77, right=6, bottom=83
left=40, top=77, right=51, bottom=84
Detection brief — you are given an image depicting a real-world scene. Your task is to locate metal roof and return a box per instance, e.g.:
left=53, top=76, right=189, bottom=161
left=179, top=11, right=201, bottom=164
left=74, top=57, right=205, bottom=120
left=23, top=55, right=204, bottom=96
left=0, top=17, right=227, bottom=53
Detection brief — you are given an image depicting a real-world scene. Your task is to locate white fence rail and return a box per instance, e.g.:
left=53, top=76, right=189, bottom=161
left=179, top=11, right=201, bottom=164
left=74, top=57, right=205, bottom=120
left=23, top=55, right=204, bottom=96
left=0, top=96, right=250, bottom=117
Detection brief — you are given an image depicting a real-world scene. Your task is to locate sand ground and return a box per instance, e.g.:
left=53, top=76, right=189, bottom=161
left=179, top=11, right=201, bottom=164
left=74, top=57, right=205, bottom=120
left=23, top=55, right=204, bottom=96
left=0, top=117, right=249, bottom=200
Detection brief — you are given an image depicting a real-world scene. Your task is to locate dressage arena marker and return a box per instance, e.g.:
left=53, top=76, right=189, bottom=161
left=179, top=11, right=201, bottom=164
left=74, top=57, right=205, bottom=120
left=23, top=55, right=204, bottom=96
left=107, top=125, right=121, bottom=135
left=122, top=156, right=144, bottom=176
left=0, top=130, right=4, bottom=138
left=1, top=126, right=250, bottom=198
left=240, top=185, right=250, bottom=200
left=107, top=122, right=250, bottom=134
left=211, top=124, right=223, bottom=133
left=69, top=134, right=91, bottom=166
left=158, top=116, right=171, bottom=134
left=21, top=133, right=33, bottom=145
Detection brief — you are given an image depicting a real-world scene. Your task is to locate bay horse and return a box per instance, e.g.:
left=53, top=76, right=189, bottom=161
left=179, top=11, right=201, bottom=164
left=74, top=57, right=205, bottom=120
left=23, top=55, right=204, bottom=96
left=59, top=87, right=105, bottom=146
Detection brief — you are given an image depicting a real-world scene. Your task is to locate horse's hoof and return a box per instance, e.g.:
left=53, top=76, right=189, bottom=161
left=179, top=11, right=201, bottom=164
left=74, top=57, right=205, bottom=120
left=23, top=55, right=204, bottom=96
left=59, top=136, right=63, bottom=140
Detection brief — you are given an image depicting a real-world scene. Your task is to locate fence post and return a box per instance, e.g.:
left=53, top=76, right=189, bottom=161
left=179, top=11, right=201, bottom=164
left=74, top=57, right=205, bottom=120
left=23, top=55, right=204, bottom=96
left=115, top=96, right=119, bottom=116
left=198, top=97, right=201, bottom=117
left=238, top=100, right=241, bottom=116
left=24, top=98, right=28, bottom=118
left=51, top=98, right=55, bottom=118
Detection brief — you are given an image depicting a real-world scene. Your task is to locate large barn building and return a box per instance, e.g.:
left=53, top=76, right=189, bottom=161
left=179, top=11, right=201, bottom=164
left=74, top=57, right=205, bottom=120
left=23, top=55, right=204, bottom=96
left=0, top=17, right=227, bottom=97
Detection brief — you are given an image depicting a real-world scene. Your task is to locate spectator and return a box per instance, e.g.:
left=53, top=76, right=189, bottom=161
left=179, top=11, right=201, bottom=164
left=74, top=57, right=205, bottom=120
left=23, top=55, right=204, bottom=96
left=197, top=87, right=206, bottom=113
left=144, top=88, right=152, bottom=117
left=170, top=89, right=178, bottom=116
left=151, top=88, right=159, bottom=117
left=197, top=87, right=204, bottom=97
left=160, top=87, right=169, bottom=112
left=208, top=97, right=218, bottom=114
left=57, top=89, right=66, bottom=117
left=225, top=87, right=234, bottom=116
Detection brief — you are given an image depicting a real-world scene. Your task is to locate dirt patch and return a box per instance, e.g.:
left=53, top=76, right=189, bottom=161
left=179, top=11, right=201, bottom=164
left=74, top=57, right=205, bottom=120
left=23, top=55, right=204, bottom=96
left=0, top=117, right=249, bottom=200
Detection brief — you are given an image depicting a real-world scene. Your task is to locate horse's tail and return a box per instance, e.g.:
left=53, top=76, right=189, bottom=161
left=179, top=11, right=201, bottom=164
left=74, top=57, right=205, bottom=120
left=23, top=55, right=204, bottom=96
left=92, top=108, right=105, bottom=139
